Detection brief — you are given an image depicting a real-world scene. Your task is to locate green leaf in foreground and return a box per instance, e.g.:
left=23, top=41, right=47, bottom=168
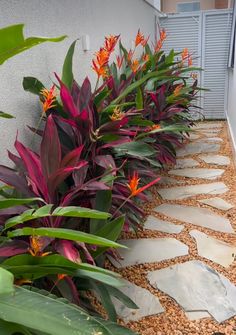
left=7, top=227, right=126, bottom=248
left=0, top=24, right=67, bottom=65
left=0, top=111, right=15, bottom=119
left=0, top=286, right=137, bottom=335
left=0, top=268, right=14, bottom=295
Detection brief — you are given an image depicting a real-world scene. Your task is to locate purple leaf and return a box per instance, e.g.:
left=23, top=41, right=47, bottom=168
left=55, top=240, right=81, bottom=263
left=60, top=145, right=84, bottom=168
left=41, top=115, right=61, bottom=179
left=0, top=240, right=29, bottom=257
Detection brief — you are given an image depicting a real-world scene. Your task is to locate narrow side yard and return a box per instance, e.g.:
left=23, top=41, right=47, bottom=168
left=107, top=121, right=236, bottom=335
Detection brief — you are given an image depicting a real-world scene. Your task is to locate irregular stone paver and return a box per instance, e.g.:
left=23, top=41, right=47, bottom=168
left=113, top=279, right=165, bottom=322
left=154, top=204, right=234, bottom=233
left=147, top=260, right=236, bottom=323
left=194, top=123, right=223, bottom=129
left=168, top=168, right=225, bottom=180
left=185, top=311, right=211, bottom=320
left=144, top=215, right=184, bottom=234
left=108, top=238, right=189, bottom=268
left=177, top=142, right=220, bottom=157
left=190, top=230, right=236, bottom=267
left=198, top=197, right=234, bottom=211
left=188, top=133, right=200, bottom=140
left=203, top=137, right=223, bottom=143
left=159, top=176, right=184, bottom=185
left=175, top=158, right=199, bottom=169
left=158, top=182, right=229, bottom=200
left=199, top=154, right=230, bottom=166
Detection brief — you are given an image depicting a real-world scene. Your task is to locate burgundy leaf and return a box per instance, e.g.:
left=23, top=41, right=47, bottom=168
left=41, top=115, right=61, bottom=179
left=60, top=145, right=84, bottom=168
left=0, top=240, right=29, bottom=257
left=55, top=240, right=81, bottom=263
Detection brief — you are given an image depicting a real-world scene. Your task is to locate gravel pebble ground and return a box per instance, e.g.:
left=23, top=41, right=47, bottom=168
left=105, top=121, right=236, bottom=335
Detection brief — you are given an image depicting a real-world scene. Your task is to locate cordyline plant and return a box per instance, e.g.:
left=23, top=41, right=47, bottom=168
left=22, top=29, right=200, bottom=229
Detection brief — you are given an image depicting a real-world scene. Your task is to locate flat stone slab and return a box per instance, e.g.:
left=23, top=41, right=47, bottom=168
left=144, top=215, right=184, bottom=234
left=158, top=182, right=229, bottom=200
left=190, top=230, right=236, bottom=267
left=198, top=197, right=234, bottom=211
left=188, top=133, right=200, bottom=140
left=177, top=142, right=220, bottom=157
left=199, top=155, right=230, bottom=166
left=147, top=260, right=236, bottom=323
left=108, top=238, right=189, bottom=268
left=202, top=130, right=222, bottom=136
left=113, top=279, right=165, bottom=322
left=169, top=168, right=225, bottom=180
left=204, top=137, right=223, bottom=143
left=175, top=158, right=199, bottom=169
left=159, top=176, right=184, bottom=185
left=194, top=123, right=223, bottom=129
left=154, top=204, right=234, bottom=233
left=185, top=311, right=211, bottom=320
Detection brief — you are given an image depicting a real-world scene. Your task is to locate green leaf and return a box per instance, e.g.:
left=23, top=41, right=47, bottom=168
left=0, top=267, right=14, bottom=295
left=62, top=40, right=77, bottom=89
left=114, top=141, right=156, bottom=157
left=135, top=87, right=143, bottom=109
left=0, top=286, right=137, bottom=335
left=0, top=197, right=43, bottom=210
left=0, top=111, right=15, bottom=119
left=7, top=227, right=126, bottom=248
left=0, top=319, right=32, bottom=335
left=92, top=216, right=125, bottom=259
left=5, top=205, right=111, bottom=230
left=93, top=283, right=117, bottom=321
left=90, top=190, right=112, bottom=234
left=23, top=77, right=45, bottom=95
left=106, top=285, right=139, bottom=309
left=0, top=24, right=67, bottom=65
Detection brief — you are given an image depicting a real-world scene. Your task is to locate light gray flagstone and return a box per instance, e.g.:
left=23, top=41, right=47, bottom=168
left=190, top=230, right=236, bottom=267
left=154, top=204, right=234, bottom=233
left=113, top=279, right=165, bottom=322
left=157, top=182, right=229, bottom=200
left=177, top=142, right=220, bottom=157
left=108, top=238, right=189, bottom=268
left=201, top=130, right=221, bottom=136
left=198, top=197, right=234, bottom=211
left=188, top=133, right=200, bottom=140
left=203, top=137, right=223, bottom=143
left=185, top=311, right=211, bottom=320
left=199, top=155, right=230, bottom=166
left=147, top=260, right=236, bottom=323
left=159, top=176, right=184, bottom=185
left=175, top=158, right=200, bottom=169
left=144, top=215, right=184, bottom=234
left=168, top=168, right=224, bottom=180
left=194, top=123, right=223, bottom=129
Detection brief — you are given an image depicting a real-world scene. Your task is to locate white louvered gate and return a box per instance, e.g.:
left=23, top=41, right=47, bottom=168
left=160, top=10, right=232, bottom=119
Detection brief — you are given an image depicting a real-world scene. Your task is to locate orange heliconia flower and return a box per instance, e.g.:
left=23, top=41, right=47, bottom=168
left=135, top=30, right=149, bottom=47
left=154, top=28, right=167, bottom=53
left=127, top=49, right=134, bottom=62
left=173, top=84, right=183, bottom=97
left=146, top=124, right=161, bottom=132
left=181, top=48, right=189, bottom=61
left=110, top=107, right=125, bottom=121
left=92, top=48, right=110, bottom=78
left=131, top=59, right=140, bottom=73
left=188, top=56, right=193, bottom=66
left=28, top=236, right=51, bottom=257
left=104, top=35, right=120, bottom=53
left=57, top=274, right=67, bottom=281
left=116, top=55, right=124, bottom=69
left=127, top=171, right=160, bottom=197
left=142, top=54, right=150, bottom=62
left=41, top=85, right=56, bottom=113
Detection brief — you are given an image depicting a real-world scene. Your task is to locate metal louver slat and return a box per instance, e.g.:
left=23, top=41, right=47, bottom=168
left=160, top=10, right=233, bottom=120
left=202, top=12, right=232, bottom=119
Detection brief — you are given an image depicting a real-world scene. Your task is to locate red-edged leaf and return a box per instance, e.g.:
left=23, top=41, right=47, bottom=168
left=0, top=165, right=32, bottom=197
left=55, top=73, right=78, bottom=118
left=47, top=161, right=88, bottom=196
left=41, top=115, right=61, bottom=179
left=55, top=240, right=81, bottom=263
left=0, top=240, right=28, bottom=257
left=94, top=155, right=116, bottom=170
left=99, top=137, right=131, bottom=151
left=81, top=181, right=110, bottom=191
left=77, top=77, right=91, bottom=111
left=60, top=145, right=84, bottom=168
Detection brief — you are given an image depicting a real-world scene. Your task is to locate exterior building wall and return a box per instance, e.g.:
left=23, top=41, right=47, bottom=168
left=0, top=0, right=157, bottom=165
left=162, top=0, right=231, bottom=13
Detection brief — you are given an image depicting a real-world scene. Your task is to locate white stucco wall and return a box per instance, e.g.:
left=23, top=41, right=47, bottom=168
left=0, top=0, right=157, bottom=165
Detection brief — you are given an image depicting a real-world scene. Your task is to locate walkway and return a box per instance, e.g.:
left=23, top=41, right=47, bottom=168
left=108, top=121, right=236, bottom=335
